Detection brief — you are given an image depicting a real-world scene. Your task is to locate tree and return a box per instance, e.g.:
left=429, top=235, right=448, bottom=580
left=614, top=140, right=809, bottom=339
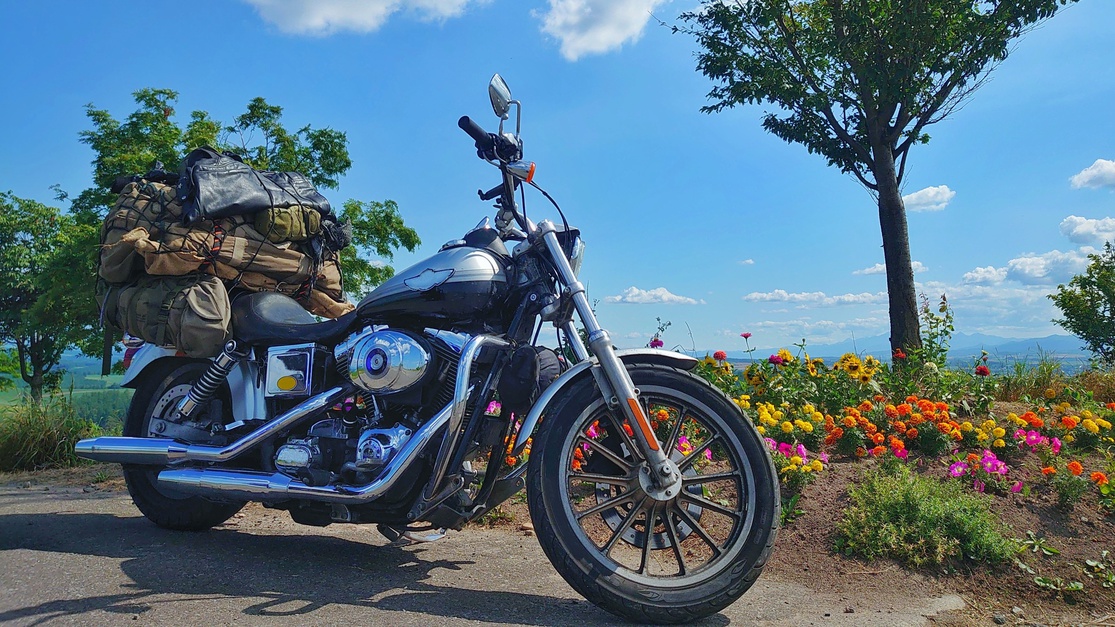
left=1050, top=243, right=1115, bottom=365
left=0, top=193, right=92, bottom=401
left=680, top=0, right=1076, bottom=353
left=49, top=89, right=420, bottom=374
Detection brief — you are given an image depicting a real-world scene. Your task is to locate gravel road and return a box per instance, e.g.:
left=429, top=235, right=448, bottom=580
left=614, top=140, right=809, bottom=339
left=0, top=481, right=964, bottom=626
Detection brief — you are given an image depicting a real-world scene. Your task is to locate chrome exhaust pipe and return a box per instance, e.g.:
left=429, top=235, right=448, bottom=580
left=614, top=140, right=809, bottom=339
left=75, top=386, right=349, bottom=465
left=157, top=399, right=452, bottom=504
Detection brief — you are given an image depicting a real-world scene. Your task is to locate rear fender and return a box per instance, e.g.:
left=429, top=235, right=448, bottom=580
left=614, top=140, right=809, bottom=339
left=120, top=344, right=264, bottom=425
left=510, top=349, right=698, bottom=456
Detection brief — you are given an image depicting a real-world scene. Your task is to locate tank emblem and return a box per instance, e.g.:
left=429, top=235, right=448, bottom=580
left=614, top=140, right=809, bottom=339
left=404, top=268, right=454, bottom=292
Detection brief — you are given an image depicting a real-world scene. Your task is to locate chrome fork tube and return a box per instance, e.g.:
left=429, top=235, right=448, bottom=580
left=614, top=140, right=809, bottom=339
left=538, top=221, right=676, bottom=485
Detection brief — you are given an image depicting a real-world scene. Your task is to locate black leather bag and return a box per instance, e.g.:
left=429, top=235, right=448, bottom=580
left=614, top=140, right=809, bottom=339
left=177, top=147, right=333, bottom=224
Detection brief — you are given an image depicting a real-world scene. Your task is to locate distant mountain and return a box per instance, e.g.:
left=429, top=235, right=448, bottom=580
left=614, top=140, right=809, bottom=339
left=716, top=333, right=1089, bottom=366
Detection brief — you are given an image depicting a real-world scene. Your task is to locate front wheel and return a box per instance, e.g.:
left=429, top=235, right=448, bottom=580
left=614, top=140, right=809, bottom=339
left=527, top=364, right=779, bottom=624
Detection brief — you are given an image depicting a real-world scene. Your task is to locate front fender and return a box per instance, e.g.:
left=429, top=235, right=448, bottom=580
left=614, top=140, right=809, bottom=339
left=511, top=349, right=697, bottom=456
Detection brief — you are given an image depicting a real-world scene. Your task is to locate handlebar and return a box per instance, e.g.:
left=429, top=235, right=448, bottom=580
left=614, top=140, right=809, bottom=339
left=458, top=116, right=494, bottom=153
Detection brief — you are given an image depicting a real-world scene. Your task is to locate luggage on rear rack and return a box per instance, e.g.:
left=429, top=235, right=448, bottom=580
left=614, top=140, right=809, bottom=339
left=98, top=274, right=231, bottom=358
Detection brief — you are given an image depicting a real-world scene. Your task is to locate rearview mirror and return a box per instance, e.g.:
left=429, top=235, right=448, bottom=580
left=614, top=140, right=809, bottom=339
left=489, top=74, right=512, bottom=120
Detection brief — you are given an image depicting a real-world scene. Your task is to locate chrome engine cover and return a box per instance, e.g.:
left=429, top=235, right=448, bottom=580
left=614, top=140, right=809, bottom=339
left=346, top=330, right=430, bottom=395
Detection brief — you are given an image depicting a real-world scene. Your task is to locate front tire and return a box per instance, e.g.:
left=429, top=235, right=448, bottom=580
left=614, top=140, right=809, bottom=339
left=123, top=360, right=245, bottom=531
left=527, top=365, right=779, bottom=623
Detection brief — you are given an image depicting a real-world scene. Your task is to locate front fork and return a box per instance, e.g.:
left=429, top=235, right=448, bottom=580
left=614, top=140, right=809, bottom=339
left=537, top=221, right=682, bottom=492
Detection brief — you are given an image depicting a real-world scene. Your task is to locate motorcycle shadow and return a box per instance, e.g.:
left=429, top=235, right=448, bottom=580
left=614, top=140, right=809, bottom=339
left=0, top=509, right=729, bottom=625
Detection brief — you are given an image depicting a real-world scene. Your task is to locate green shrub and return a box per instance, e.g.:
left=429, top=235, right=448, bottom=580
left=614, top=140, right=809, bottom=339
left=0, top=397, right=101, bottom=472
left=835, top=463, right=1016, bottom=568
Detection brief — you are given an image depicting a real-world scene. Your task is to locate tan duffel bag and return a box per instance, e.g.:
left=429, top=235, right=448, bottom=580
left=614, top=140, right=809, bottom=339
left=99, top=274, right=231, bottom=358
left=98, top=180, right=184, bottom=285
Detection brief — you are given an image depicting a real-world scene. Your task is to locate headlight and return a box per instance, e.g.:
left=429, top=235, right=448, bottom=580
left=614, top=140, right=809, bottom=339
left=569, top=237, right=586, bottom=277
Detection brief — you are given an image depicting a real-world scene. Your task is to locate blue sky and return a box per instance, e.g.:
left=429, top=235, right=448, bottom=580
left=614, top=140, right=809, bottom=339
left=2, top=1, right=1114, bottom=354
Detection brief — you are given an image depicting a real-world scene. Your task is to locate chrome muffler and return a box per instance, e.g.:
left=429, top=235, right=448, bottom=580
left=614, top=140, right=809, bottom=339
left=156, top=399, right=451, bottom=503
left=74, top=386, right=348, bottom=465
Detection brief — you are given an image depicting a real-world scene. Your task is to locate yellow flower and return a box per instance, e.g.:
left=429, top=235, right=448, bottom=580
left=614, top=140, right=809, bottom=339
left=976, top=431, right=989, bottom=442
left=992, top=438, right=1006, bottom=448
left=1097, top=418, right=1112, bottom=430
left=773, top=410, right=784, bottom=421
left=809, top=460, right=823, bottom=472
left=801, top=465, right=812, bottom=473
left=757, top=426, right=766, bottom=435
left=777, top=348, right=794, bottom=364
left=781, top=421, right=794, bottom=433
left=790, top=455, right=803, bottom=465
left=981, top=419, right=996, bottom=431
left=802, top=404, right=815, bottom=415
left=795, top=420, right=814, bottom=434
left=812, top=411, right=824, bottom=423
left=1083, top=419, right=1100, bottom=434
left=1043, top=388, right=1056, bottom=399
left=960, top=421, right=974, bottom=432
left=1082, top=409, right=1094, bottom=420
left=992, top=427, right=1005, bottom=438
left=1065, top=434, right=1076, bottom=443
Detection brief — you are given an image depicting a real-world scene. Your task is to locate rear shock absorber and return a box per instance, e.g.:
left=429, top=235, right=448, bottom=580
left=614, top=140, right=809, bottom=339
left=176, top=340, right=249, bottom=421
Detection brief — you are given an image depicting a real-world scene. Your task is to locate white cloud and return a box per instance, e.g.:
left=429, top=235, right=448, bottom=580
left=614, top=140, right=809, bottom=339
left=1070, top=159, right=1115, bottom=189
left=538, top=0, right=668, bottom=61
left=1060, top=215, right=1115, bottom=246
left=738, top=259, right=755, bottom=266
left=962, top=265, right=1007, bottom=285
left=742, top=289, right=886, bottom=306
left=749, top=317, right=886, bottom=344
left=605, top=286, right=705, bottom=305
left=902, top=185, right=955, bottom=212
left=242, top=0, right=479, bottom=35
left=1004, top=249, right=1092, bottom=285
left=852, top=261, right=927, bottom=276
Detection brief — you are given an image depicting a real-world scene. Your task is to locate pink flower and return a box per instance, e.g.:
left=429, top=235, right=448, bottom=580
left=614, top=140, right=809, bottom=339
left=741, top=332, right=752, bottom=339
left=948, top=462, right=968, bottom=478
left=1024, top=430, right=1042, bottom=447
left=649, top=338, right=664, bottom=349
left=1051, top=437, right=1062, bottom=455
left=975, top=365, right=990, bottom=377
left=768, top=354, right=784, bottom=365
left=764, top=437, right=777, bottom=451
left=819, top=452, right=830, bottom=464
left=704, top=448, right=713, bottom=461
left=713, top=350, right=728, bottom=361
left=486, top=401, right=502, bottom=415
left=778, top=442, right=793, bottom=457
left=973, top=479, right=985, bottom=493
left=1011, top=481, right=1023, bottom=493
left=894, top=448, right=908, bottom=460
left=794, top=443, right=808, bottom=461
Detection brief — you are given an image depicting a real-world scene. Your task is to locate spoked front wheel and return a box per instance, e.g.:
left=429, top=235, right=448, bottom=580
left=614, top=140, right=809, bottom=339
left=527, top=364, right=779, bottom=623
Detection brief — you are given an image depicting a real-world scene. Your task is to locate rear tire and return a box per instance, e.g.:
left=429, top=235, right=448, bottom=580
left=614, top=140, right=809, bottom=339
left=527, top=364, right=779, bottom=623
left=123, top=360, right=245, bottom=531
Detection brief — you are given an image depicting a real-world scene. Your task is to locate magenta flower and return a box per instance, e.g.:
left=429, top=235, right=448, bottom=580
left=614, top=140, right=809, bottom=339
left=741, top=332, right=752, bottom=339
left=768, top=354, right=784, bottom=365
left=649, top=338, right=664, bottom=349
left=819, top=452, right=830, bottom=464
left=1024, top=430, right=1042, bottom=447
left=1051, top=437, right=1062, bottom=455
left=764, top=437, right=777, bottom=451
left=973, top=479, right=985, bottom=493
left=778, top=442, right=793, bottom=457
left=1011, top=481, right=1023, bottom=493
left=948, top=462, right=969, bottom=478
left=703, top=448, right=713, bottom=461
left=486, top=401, right=502, bottom=415
left=894, top=448, right=908, bottom=460
left=794, top=443, right=808, bottom=461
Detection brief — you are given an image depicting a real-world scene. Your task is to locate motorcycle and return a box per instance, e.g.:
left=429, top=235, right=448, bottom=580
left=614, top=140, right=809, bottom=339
left=76, top=75, right=779, bottom=623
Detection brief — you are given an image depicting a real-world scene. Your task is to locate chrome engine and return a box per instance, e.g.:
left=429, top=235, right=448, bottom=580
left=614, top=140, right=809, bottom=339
left=339, top=329, right=431, bottom=395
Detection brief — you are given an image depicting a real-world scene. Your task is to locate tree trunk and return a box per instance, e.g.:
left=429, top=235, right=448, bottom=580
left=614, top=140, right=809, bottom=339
left=872, top=148, right=922, bottom=354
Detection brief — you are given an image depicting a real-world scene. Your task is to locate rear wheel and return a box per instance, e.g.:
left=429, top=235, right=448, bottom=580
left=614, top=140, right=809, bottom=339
left=123, top=360, right=245, bottom=531
left=527, top=365, right=779, bottom=623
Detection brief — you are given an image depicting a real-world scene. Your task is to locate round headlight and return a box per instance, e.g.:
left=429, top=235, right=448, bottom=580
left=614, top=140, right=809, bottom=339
left=569, top=237, right=586, bottom=277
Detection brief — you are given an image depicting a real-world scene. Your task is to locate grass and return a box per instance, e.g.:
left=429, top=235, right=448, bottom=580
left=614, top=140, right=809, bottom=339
left=0, top=397, right=102, bottom=472
left=835, top=461, right=1017, bottom=568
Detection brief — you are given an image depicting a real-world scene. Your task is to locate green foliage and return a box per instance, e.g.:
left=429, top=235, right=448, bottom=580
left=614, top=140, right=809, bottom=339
left=0, top=397, right=102, bottom=471
left=835, top=463, right=1016, bottom=568
left=1050, top=243, right=1115, bottom=366
left=0, top=193, right=89, bottom=401
left=338, top=199, right=421, bottom=295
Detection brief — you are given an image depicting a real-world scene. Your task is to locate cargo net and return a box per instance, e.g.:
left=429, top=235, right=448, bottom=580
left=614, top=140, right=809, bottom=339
left=97, top=180, right=354, bottom=355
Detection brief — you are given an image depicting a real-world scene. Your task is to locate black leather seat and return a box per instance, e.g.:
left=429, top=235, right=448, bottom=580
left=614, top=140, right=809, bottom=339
left=231, top=291, right=356, bottom=346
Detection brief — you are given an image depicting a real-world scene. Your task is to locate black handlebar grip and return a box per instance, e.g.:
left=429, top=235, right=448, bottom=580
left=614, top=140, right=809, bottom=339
left=458, top=116, right=494, bottom=151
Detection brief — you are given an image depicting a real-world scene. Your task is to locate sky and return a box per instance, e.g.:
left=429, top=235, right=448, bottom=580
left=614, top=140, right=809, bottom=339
left=2, top=0, right=1114, bottom=354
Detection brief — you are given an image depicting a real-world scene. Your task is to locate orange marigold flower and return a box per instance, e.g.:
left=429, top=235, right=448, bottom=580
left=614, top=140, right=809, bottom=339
left=571, top=458, right=582, bottom=472
left=623, top=423, right=634, bottom=437
left=884, top=405, right=899, bottom=419
left=842, top=415, right=857, bottom=428
left=889, top=437, right=905, bottom=450
left=1067, top=461, right=1084, bottom=476
left=573, top=448, right=585, bottom=460
left=917, top=399, right=934, bottom=413
left=872, top=432, right=885, bottom=445
left=832, top=427, right=844, bottom=438
left=824, top=434, right=838, bottom=446
left=896, top=403, right=912, bottom=416
left=874, top=394, right=886, bottom=403
left=856, top=416, right=870, bottom=428
left=506, top=455, right=518, bottom=466
left=1092, top=472, right=1109, bottom=486
left=892, top=420, right=907, bottom=433
left=1106, top=402, right=1115, bottom=411
left=906, top=428, right=919, bottom=439
left=935, top=402, right=949, bottom=412
left=937, top=422, right=953, bottom=434
left=1061, top=416, right=1079, bottom=429
left=865, top=423, right=878, bottom=435
left=854, top=446, right=867, bottom=457
left=858, top=400, right=874, bottom=413
left=905, top=395, right=919, bottom=403
left=966, top=453, right=980, bottom=464
left=1041, top=466, right=1056, bottom=475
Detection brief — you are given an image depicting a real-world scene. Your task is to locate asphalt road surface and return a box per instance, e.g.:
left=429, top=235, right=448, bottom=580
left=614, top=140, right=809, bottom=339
left=0, top=482, right=964, bottom=626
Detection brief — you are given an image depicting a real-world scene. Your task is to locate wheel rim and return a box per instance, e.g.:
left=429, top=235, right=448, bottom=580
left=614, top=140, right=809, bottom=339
left=559, top=384, right=757, bottom=586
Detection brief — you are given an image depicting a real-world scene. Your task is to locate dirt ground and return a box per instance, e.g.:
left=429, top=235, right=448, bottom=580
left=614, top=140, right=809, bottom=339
left=2, top=463, right=1112, bottom=626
